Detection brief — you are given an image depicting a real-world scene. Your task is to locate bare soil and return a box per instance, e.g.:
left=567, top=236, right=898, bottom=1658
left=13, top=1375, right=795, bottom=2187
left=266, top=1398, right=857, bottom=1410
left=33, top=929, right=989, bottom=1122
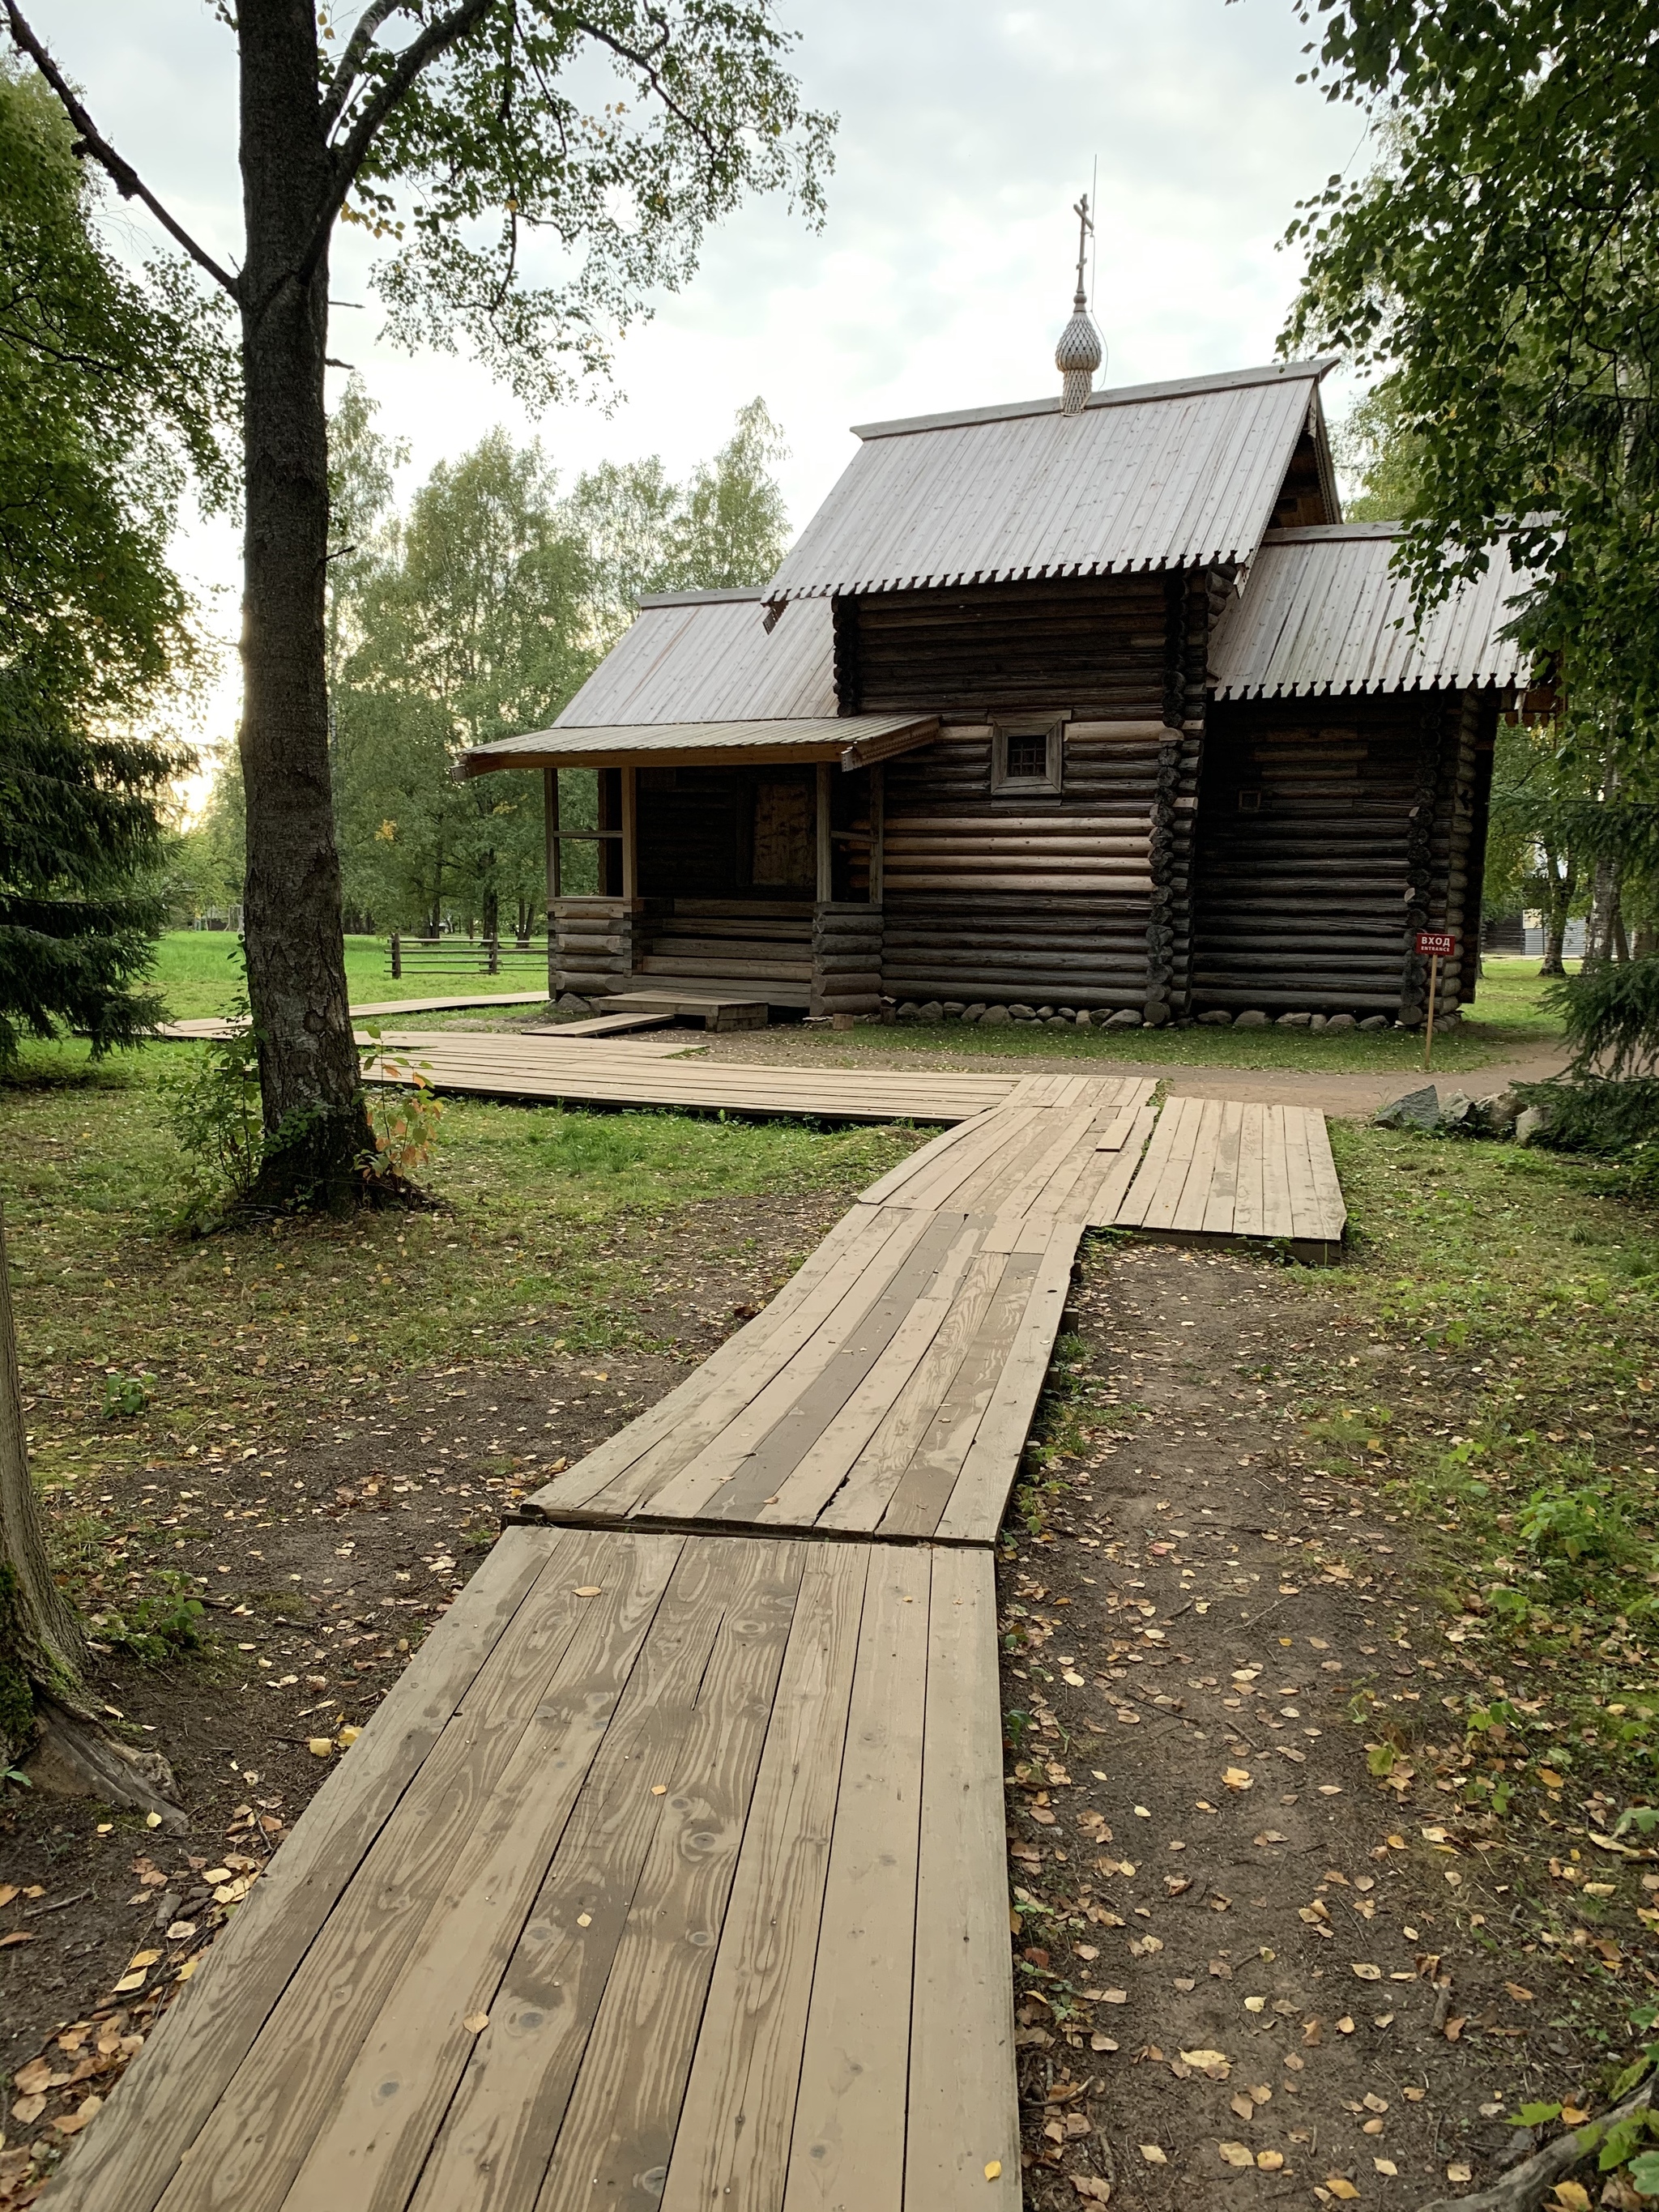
left=0, top=1187, right=851, bottom=2203
left=1006, top=1240, right=1644, bottom=2209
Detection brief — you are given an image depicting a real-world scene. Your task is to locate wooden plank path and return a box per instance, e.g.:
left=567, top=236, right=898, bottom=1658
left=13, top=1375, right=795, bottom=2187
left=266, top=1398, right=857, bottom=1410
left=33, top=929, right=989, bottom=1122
left=52, top=1528, right=1018, bottom=2212
left=1105, top=1095, right=1346, bottom=1261
left=359, top=1035, right=1023, bottom=1124
left=526, top=1075, right=1158, bottom=1543
left=159, top=991, right=549, bottom=1035
left=53, top=1076, right=1343, bottom=2212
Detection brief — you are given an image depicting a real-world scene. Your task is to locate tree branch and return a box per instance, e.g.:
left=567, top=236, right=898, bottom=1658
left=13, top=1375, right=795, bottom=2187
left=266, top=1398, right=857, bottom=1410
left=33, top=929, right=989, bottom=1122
left=318, top=0, right=412, bottom=139
left=573, top=15, right=719, bottom=154
left=1, top=0, right=241, bottom=299
left=299, top=0, right=496, bottom=284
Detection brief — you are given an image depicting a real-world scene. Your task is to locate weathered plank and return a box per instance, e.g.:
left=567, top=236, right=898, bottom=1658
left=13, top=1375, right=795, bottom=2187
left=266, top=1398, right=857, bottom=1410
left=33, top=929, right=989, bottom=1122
left=906, top=1547, right=1021, bottom=2206
left=781, top=1558, right=931, bottom=2212
left=657, top=1544, right=869, bottom=2212
left=52, top=1526, right=578, bottom=2212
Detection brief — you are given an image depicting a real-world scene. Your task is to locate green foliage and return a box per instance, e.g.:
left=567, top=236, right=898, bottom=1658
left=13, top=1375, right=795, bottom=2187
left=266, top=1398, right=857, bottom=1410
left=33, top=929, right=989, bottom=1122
left=336, top=8, right=834, bottom=412
left=1283, top=1, right=1659, bottom=751
left=100, top=1371, right=151, bottom=1420
left=155, top=1012, right=266, bottom=1218
left=89, top=1574, right=205, bottom=1663
left=1517, top=1481, right=1644, bottom=1569
left=1515, top=1076, right=1659, bottom=1153
left=0, top=676, right=177, bottom=1061
left=320, top=391, right=791, bottom=935
left=0, top=59, right=232, bottom=719
left=566, top=398, right=791, bottom=646
left=0, top=61, right=233, bottom=1059
left=1548, top=961, right=1659, bottom=1079
left=1331, top=377, right=1422, bottom=522
left=0, top=1565, right=37, bottom=1752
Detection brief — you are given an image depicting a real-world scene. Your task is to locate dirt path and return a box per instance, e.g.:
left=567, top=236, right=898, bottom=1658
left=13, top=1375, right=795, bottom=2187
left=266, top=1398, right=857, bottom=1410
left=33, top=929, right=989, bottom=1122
left=695, top=1029, right=1571, bottom=1119
left=1005, top=1241, right=1604, bottom=2208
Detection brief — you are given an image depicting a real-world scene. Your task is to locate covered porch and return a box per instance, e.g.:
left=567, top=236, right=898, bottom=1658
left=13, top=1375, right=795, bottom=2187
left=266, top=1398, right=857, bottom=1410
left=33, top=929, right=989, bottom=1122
left=458, top=714, right=939, bottom=1027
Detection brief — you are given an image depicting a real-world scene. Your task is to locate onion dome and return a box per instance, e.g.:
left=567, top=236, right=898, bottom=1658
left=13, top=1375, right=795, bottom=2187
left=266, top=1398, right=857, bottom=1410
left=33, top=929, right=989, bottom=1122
left=1056, top=286, right=1103, bottom=415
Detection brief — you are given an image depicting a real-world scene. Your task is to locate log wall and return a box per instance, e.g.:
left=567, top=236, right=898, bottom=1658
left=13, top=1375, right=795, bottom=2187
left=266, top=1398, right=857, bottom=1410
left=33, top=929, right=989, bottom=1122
left=878, top=723, right=1162, bottom=1011
left=1191, top=689, right=1497, bottom=1019
left=836, top=571, right=1192, bottom=722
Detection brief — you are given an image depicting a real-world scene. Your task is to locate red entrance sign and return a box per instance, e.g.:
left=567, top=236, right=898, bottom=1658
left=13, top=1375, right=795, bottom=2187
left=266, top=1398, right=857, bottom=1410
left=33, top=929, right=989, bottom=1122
left=1415, top=930, right=1456, bottom=959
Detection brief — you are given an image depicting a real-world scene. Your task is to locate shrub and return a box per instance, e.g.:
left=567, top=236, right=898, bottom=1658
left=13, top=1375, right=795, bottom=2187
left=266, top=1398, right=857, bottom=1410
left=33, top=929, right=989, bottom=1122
left=155, top=1008, right=264, bottom=1220
left=1550, top=955, right=1659, bottom=1078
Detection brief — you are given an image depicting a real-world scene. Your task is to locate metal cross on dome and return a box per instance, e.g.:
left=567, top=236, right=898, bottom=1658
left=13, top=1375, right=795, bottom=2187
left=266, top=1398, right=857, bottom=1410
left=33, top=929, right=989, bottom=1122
left=1073, top=192, right=1094, bottom=299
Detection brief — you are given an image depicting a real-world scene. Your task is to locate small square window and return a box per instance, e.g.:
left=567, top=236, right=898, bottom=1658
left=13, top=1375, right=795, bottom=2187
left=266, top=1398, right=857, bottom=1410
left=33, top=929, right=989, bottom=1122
left=1237, top=788, right=1261, bottom=813
left=992, top=720, right=1064, bottom=792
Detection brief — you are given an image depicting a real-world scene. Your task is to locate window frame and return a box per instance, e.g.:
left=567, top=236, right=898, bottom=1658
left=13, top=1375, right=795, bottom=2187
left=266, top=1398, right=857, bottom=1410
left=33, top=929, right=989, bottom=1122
left=991, top=717, right=1065, bottom=795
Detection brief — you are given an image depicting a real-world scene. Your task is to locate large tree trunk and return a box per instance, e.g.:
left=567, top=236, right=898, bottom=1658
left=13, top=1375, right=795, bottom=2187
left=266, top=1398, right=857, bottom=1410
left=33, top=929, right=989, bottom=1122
left=0, top=1204, right=85, bottom=1750
left=1, top=1206, right=186, bottom=1825
left=237, top=0, right=369, bottom=1212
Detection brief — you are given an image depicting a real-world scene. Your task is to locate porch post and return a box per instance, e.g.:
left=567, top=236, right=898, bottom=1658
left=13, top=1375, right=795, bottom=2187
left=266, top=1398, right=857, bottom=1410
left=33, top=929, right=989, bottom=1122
left=621, top=764, right=638, bottom=904
left=868, top=762, right=885, bottom=907
left=544, top=766, right=560, bottom=999
left=816, top=761, right=834, bottom=903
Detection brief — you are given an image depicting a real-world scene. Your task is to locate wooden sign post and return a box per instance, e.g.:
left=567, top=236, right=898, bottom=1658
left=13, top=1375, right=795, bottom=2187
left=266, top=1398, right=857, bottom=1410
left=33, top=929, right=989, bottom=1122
left=1415, top=930, right=1456, bottom=1069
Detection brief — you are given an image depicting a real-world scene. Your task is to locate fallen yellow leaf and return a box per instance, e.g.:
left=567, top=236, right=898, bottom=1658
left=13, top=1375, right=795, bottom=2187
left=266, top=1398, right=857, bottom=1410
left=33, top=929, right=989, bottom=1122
left=1446, top=2163, right=1472, bottom=2183
left=574, top=1585, right=603, bottom=1597
left=1258, top=2150, right=1285, bottom=2172
left=306, top=1737, right=333, bottom=1758
left=1550, top=2186, right=1591, bottom=2212
left=1244, top=1996, right=1267, bottom=2013
left=1180, top=2048, right=1231, bottom=2080
left=1326, top=2180, right=1359, bottom=2201
left=983, top=2162, right=1002, bottom=2181
left=1224, top=1767, right=1254, bottom=1791
left=1351, top=1963, right=1382, bottom=1980
left=1139, top=2144, right=1167, bottom=2164
left=463, top=2011, right=489, bottom=2033
left=1375, top=2159, right=1398, bottom=2176
left=1219, top=2141, right=1252, bottom=2167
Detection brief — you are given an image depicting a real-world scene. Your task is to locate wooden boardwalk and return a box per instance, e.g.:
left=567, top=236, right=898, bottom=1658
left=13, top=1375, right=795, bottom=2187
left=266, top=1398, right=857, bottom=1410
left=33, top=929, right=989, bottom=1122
left=55, top=1076, right=1343, bottom=2211
left=360, top=1035, right=1023, bottom=1125
left=527, top=1076, right=1157, bottom=1542
left=1108, top=1094, right=1346, bottom=1261
left=55, top=1529, right=1016, bottom=2212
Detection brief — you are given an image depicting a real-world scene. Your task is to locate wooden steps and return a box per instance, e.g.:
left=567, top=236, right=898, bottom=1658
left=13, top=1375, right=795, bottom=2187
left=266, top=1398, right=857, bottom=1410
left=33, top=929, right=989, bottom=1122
left=51, top=1527, right=1018, bottom=2212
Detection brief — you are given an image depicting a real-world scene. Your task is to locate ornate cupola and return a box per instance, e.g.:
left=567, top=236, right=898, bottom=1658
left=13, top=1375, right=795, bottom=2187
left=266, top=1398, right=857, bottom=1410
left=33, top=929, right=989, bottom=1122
left=1055, top=192, right=1103, bottom=414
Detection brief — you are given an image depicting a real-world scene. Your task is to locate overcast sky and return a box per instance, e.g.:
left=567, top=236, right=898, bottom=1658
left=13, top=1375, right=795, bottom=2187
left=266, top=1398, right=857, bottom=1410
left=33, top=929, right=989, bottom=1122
left=40, top=0, right=1367, bottom=761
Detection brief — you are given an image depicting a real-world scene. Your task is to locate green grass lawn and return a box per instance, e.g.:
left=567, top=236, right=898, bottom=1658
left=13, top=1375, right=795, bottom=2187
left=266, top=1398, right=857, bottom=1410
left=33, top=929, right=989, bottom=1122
left=0, top=1040, right=923, bottom=1489
left=817, top=957, right=1567, bottom=1073
left=151, top=932, right=550, bottom=1020
left=1283, top=1118, right=1659, bottom=1805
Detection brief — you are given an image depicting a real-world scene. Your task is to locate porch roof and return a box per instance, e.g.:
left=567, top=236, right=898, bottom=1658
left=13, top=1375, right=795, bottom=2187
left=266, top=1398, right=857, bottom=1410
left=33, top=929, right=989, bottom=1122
left=458, top=712, right=939, bottom=777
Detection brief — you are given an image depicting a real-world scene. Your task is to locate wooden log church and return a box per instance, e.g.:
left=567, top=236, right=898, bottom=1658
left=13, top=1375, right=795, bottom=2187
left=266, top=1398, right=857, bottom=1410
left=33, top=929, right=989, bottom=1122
left=463, top=238, right=1526, bottom=1031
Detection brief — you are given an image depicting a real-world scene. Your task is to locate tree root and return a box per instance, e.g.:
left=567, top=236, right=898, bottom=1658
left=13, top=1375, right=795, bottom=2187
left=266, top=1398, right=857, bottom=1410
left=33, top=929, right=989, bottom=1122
left=23, top=1698, right=189, bottom=1832
left=1416, top=2078, right=1654, bottom=2212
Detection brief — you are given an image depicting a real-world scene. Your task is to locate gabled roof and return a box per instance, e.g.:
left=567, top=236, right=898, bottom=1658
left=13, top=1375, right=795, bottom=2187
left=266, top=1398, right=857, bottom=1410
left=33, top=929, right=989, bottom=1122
left=1209, top=522, right=1530, bottom=699
left=554, top=590, right=834, bottom=727
left=764, top=360, right=1337, bottom=601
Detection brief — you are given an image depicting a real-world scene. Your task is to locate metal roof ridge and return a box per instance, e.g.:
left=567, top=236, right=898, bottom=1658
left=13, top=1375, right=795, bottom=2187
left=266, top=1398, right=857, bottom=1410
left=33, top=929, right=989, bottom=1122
left=1260, top=521, right=1405, bottom=543
left=848, top=358, right=1337, bottom=441
left=635, top=586, right=764, bottom=607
